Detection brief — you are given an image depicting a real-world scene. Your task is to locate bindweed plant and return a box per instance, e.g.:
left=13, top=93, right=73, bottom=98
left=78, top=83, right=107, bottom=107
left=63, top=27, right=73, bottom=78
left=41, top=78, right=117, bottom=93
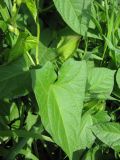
left=0, top=0, right=120, bottom=160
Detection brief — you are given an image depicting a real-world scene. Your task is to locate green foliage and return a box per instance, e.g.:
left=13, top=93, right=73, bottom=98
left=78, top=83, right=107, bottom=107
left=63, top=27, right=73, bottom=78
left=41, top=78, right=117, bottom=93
left=116, top=68, right=120, bottom=88
left=32, top=59, right=87, bottom=159
left=86, top=67, right=115, bottom=100
left=92, top=122, right=120, bottom=151
left=0, top=56, right=31, bottom=98
left=57, top=35, right=80, bottom=60
left=53, top=0, right=92, bottom=36
left=0, top=0, right=120, bottom=160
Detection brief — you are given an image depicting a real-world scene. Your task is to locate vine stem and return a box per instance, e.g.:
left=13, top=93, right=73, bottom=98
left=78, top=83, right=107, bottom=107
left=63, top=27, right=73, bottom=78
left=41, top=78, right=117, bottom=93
left=39, top=4, right=54, bottom=13
left=26, top=52, right=36, bottom=66
left=100, top=0, right=109, bottom=66
left=36, top=0, right=40, bottom=65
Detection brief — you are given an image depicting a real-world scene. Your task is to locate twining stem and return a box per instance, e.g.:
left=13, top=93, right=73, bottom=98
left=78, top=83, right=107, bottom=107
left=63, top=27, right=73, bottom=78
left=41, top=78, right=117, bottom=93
left=12, top=0, right=21, bottom=26
left=100, top=0, right=109, bottom=66
left=40, top=4, right=54, bottom=13
left=36, top=0, right=40, bottom=65
left=101, top=0, right=115, bottom=66
left=26, top=51, right=36, bottom=66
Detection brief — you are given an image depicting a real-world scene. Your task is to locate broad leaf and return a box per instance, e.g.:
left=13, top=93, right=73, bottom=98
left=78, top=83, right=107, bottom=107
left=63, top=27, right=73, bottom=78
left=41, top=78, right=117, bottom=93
left=32, top=62, right=57, bottom=131
left=116, top=68, right=120, bottom=88
left=32, top=59, right=87, bottom=159
left=86, top=68, right=115, bottom=99
left=0, top=57, right=31, bottom=99
left=92, top=122, right=120, bottom=151
left=53, top=0, right=92, bottom=36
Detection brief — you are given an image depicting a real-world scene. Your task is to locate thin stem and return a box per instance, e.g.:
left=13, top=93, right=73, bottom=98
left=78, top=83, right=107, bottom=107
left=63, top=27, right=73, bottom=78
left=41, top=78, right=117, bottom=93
left=26, top=51, right=36, bottom=66
left=104, top=0, right=109, bottom=23
left=112, top=92, right=120, bottom=99
left=100, top=0, right=109, bottom=66
left=36, top=0, right=40, bottom=65
left=12, top=0, right=21, bottom=26
left=33, top=140, right=39, bottom=159
left=100, top=40, right=107, bottom=66
left=40, top=4, right=54, bottom=13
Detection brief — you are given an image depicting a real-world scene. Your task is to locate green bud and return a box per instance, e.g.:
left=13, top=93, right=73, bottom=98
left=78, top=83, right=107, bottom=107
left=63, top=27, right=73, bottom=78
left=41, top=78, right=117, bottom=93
left=8, top=25, right=19, bottom=35
left=16, top=0, right=23, bottom=6
left=57, top=35, right=80, bottom=60
left=12, top=3, right=17, bottom=16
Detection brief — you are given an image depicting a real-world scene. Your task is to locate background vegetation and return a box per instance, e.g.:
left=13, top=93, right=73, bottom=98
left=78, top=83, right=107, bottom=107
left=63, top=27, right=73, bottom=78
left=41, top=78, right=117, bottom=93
left=0, top=0, right=120, bottom=160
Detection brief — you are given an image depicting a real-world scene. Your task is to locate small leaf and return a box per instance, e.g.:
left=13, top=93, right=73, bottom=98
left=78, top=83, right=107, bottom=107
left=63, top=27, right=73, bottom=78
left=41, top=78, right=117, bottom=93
left=20, top=149, right=39, bottom=160
left=86, top=67, right=115, bottom=99
left=57, top=35, right=80, bottom=60
left=25, top=35, right=37, bottom=51
left=8, top=33, right=28, bottom=63
left=26, top=112, right=38, bottom=130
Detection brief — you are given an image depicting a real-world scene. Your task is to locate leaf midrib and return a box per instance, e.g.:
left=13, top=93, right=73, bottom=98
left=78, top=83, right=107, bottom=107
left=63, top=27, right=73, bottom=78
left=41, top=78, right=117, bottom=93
left=49, top=85, right=72, bottom=158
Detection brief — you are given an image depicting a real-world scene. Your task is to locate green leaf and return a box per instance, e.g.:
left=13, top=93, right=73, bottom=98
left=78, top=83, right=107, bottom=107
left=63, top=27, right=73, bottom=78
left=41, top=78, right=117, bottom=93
left=92, top=111, right=111, bottom=124
left=86, top=68, right=115, bottom=100
left=0, top=57, right=31, bottom=99
left=84, top=100, right=105, bottom=112
left=0, top=20, right=7, bottom=32
left=81, top=146, right=100, bottom=160
left=9, top=103, right=20, bottom=128
left=53, top=0, right=92, bottom=36
left=92, top=122, right=120, bottom=151
left=31, top=42, right=56, bottom=65
left=25, top=35, right=37, bottom=51
left=24, top=0, right=37, bottom=21
left=20, top=149, right=39, bottom=160
left=4, top=0, right=12, bottom=13
left=78, top=112, right=95, bottom=149
left=0, top=0, right=10, bottom=21
left=7, top=33, right=28, bottom=63
left=32, top=59, right=87, bottom=159
left=116, top=68, right=120, bottom=89
left=26, top=112, right=38, bottom=130
left=32, top=62, right=57, bottom=131
left=5, top=122, right=43, bottom=160
left=39, top=42, right=56, bottom=65
left=0, top=129, right=42, bottom=138
left=0, top=100, right=11, bottom=116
